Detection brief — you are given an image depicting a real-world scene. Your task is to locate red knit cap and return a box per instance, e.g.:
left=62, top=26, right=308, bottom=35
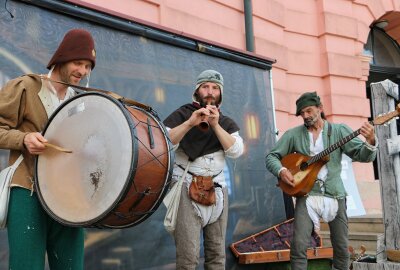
left=47, top=29, right=96, bottom=70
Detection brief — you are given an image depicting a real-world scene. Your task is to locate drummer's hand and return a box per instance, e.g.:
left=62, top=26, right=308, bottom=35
left=279, top=168, right=295, bottom=187
left=23, top=132, right=48, bottom=155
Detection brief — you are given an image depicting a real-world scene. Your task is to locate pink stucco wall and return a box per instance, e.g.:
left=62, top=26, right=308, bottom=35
left=67, top=0, right=399, bottom=215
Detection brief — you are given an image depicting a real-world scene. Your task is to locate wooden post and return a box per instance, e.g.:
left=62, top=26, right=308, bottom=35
left=353, top=80, right=400, bottom=270
left=370, top=80, right=400, bottom=252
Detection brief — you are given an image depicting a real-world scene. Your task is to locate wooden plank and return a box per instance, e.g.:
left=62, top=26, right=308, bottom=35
left=353, top=261, right=400, bottom=270
left=370, top=81, right=400, bottom=253
left=376, top=233, right=385, bottom=263
left=235, top=247, right=334, bottom=264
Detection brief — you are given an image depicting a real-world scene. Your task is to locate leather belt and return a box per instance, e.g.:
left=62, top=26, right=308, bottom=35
left=177, top=164, right=223, bottom=188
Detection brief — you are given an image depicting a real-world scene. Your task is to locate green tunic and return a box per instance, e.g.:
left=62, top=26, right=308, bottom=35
left=265, top=120, right=377, bottom=198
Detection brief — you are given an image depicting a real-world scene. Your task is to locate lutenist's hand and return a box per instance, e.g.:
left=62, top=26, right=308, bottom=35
left=279, top=168, right=296, bottom=187
left=360, top=122, right=375, bottom=145
left=23, top=132, right=48, bottom=155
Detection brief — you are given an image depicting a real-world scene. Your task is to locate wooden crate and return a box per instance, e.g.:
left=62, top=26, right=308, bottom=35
left=230, top=218, right=333, bottom=264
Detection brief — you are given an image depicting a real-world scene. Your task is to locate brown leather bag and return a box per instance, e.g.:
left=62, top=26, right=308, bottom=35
left=189, top=175, right=216, bottom=206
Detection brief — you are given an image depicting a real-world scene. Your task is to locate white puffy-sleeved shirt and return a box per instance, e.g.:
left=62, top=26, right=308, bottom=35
left=167, top=128, right=244, bottom=226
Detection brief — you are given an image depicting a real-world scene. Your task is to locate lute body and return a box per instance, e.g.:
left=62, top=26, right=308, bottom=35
left=280, top=153, right=328, bottom=196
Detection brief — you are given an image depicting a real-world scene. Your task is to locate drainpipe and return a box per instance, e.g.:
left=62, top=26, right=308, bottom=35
left=243, top=0, right=254, bottom=52
left=269, top=70, right=278, bottom=139
left=244, top=1, right=277, bottom=137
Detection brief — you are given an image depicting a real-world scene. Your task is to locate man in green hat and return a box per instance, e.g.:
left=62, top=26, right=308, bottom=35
left=163, top=69, right=244, bottom=269
left=265, top=91, right=377, bottom=270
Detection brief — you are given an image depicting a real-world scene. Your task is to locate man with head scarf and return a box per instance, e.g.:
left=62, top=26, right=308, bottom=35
left=265, top=91, right=377, bottom=270
left=163, top=69, right=244, bottom=269
left=0, top=28, right=96, bottom=270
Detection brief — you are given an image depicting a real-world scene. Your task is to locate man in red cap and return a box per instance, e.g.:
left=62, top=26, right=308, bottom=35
left=0, top=28, right=96, bottom=270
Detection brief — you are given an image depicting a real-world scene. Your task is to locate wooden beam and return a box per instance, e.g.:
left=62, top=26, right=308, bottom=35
left=353, top=261, right=400, bottom=269
left=370, top=81, right=400, bottom=253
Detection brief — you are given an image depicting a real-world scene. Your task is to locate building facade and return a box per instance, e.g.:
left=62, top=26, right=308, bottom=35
left=1, top=0, right=400, bottom=269
left=66, top=0, right=400, bottom=215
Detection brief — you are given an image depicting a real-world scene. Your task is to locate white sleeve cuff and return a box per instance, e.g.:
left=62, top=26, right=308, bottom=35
left=165, top=126, right=179, bottom=150
left=278, top=167, right=287, bottom=177
left=365, top=135, right=378, bottom=151
left=225, top=132, right=244, bottom=159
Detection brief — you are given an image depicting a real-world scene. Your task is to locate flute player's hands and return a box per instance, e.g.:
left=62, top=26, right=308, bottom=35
left=186, top=107, right=210, bottom=127
left=207, top=104, right=219, bottom=128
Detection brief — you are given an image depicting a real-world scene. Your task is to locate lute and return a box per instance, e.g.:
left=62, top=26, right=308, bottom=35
left=278, top=104, right=400, bottom=197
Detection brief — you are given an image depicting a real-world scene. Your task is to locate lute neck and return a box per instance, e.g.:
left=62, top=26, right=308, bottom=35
left=307, top=128, right=362, bottom=165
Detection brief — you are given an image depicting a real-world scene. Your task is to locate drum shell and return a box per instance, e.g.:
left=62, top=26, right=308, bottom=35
left=100, top=105, right=173, bottom=228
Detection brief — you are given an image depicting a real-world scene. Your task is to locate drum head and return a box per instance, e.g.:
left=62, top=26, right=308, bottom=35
left=36, top=93, right=135, bottom=226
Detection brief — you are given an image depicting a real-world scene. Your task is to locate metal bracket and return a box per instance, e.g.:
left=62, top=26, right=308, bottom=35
left=387, top=136, right=400, bottom=156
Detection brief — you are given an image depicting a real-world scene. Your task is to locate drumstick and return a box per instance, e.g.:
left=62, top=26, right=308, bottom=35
left=43, top=142, right=73, bottom=153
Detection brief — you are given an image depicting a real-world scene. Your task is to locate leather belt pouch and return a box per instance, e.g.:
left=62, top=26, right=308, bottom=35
left=189, top=175, right=216, bottom=206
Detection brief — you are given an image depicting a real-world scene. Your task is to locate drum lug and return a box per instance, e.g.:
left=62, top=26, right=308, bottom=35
left=129, top=187, right=151, bottom=212
left=147, top=117, right=155, bottom=149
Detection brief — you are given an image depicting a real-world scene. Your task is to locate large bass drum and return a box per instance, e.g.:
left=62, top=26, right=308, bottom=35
left=35, top=92, right=174, bottom=228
